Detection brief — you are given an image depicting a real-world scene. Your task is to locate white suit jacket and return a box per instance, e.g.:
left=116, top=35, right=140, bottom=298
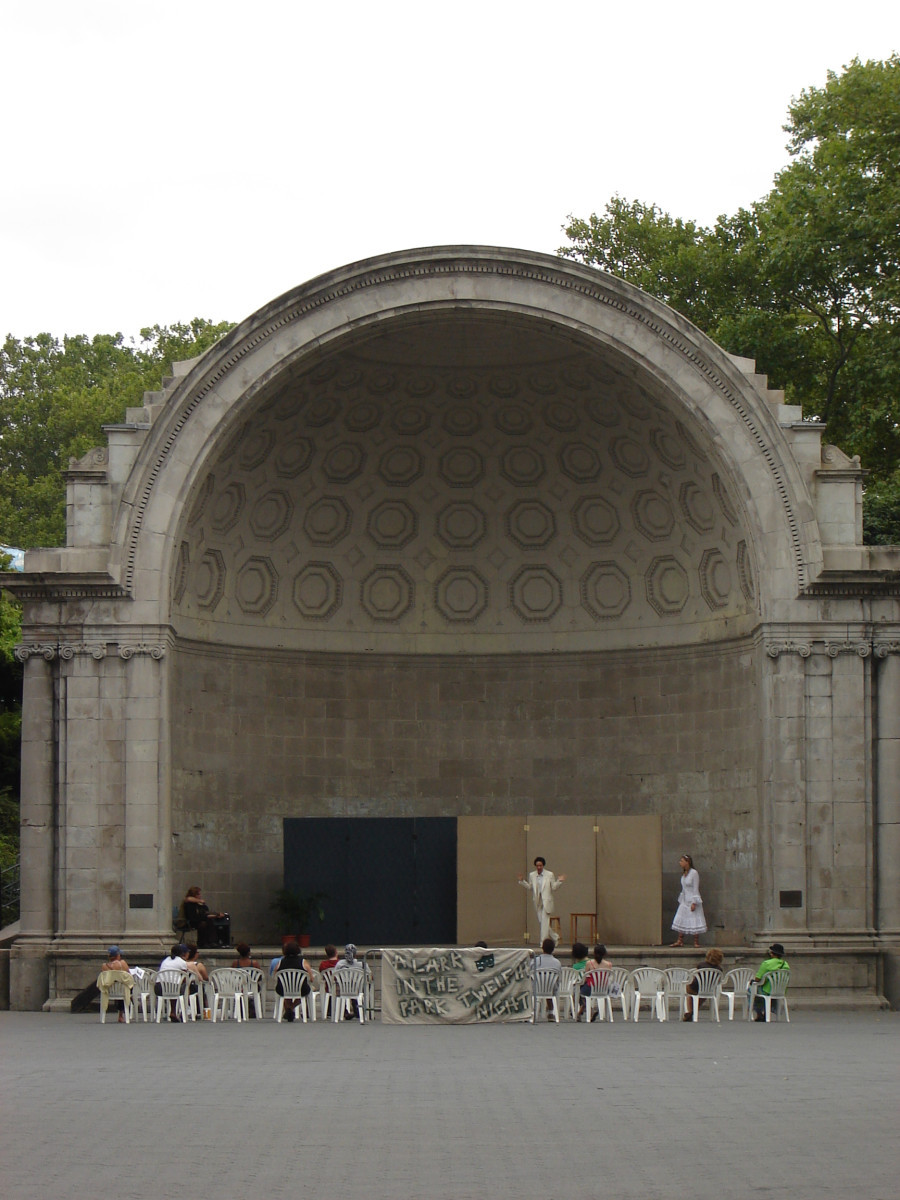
left=520, top=869, right=562, bottom=914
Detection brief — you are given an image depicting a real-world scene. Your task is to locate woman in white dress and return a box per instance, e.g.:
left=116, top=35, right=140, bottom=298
left=671, top=854, right=706, bottom=947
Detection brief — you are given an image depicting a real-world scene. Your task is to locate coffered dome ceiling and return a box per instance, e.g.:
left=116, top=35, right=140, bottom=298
left=172, top=314, right=758, bottom=651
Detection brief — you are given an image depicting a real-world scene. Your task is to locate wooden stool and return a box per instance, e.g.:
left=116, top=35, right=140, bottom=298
left=570, top=913, right=597, bottom=945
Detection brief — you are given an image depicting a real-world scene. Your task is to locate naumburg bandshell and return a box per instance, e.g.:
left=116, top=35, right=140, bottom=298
left=5, top=246, right=900, bottom=1011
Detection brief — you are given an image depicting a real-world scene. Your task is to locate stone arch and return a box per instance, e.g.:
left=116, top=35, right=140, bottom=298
left=112, top=248, right=820, bottom=629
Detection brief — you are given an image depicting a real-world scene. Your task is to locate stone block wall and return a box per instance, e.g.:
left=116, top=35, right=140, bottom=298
left=171, top=638, right=760, bottom=943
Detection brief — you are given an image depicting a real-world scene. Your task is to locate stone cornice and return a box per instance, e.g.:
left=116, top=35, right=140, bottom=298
left=802, top=578, right=900, bottom=597
left=0, top=572, right=127, bottom=601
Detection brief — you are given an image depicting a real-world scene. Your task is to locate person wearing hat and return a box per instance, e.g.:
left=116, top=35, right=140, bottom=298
left=752, top=943, right=789, bottom=1021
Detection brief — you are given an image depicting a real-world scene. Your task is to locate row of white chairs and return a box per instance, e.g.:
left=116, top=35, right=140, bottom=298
left=533, top=965, right=790, bottom=1024
left=100, top=964, right=373, bottom=1024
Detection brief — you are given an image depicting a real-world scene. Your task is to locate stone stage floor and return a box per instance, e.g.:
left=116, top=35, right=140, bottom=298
left=0, top=1009, right=896, bottom=1200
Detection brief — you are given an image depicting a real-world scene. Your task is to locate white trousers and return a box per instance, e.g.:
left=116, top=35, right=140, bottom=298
left=537, top=907, right=559, bottom=944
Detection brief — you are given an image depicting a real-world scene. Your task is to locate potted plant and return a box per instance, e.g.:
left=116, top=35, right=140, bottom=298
left=271, top=887, right=327, bottom=949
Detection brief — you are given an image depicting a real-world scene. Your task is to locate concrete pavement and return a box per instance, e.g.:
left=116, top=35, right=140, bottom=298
left=1, top=1009, right=897, bottom=1200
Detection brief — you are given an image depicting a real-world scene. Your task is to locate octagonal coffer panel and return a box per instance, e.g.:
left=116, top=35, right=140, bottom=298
left=173, top=336, right=757, bottom=649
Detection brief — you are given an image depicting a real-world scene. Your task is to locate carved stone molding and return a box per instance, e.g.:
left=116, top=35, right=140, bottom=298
left=765, top=641, right=813, bottom=658
left=764, top=639, right=894, bottom=659
left=15, top=642, right=167, bottom=661
left=824, top=640, right=871, bottom=658
left=117, top=644, right=167, bottom=660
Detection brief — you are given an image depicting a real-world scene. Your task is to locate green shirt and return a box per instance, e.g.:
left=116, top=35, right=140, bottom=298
left=755, top=956, right=789, bottom=993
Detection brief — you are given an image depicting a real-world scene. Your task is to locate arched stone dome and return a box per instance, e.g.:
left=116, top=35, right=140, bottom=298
left=170, top=310, right=758, bottom=653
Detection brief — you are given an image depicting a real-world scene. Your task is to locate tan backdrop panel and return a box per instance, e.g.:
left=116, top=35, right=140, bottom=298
left=597, top=815, right=662, bottom=946
left=457, top=816, right=524, bottom=945
left=525, top=816, right=597, bottom=947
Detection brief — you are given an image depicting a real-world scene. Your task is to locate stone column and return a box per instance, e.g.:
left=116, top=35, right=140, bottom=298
left=10, top=650, right=57, bottom=1009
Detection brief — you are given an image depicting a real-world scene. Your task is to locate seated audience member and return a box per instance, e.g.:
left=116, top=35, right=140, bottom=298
left=319, top=944, right=339, bottom=972
left=231, top=942, right=261, bottom=970
left=532, top=936, right=562, bottom=1016
left=684, top=946, right=724, bottom=1020
left=334, top=943, right=369, bottom=1019
left=571, top=941, right=589, bottom=973
left=159, top=943, right=190, bottom=974
left=230, top=942, right=262, bottom=1017
left=579, top=943, right=613, bottom=1020
left=180, top=885, right=226, bottom=948
left=275, top=939, right=313, bottom=1022
left=533, top=936, right=562, bottom=973
left=158, top=943, right=190, bottom=1021
left=184, top=945, right=209, bottom=982
left=183, top=945, right=209, bottom=1015
left=752, top=943, right=790, bottom=1021
left=98, top=945, right=132, bottom=1023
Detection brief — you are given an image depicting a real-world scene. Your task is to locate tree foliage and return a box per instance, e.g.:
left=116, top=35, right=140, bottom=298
left=561, top=56, right=900, bottom=538
left=0, top=319, right=234, bottom=548
left=0, top=320, right=232, bottom=856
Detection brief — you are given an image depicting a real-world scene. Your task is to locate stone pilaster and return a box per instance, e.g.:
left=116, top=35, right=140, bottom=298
left=763, top=633, right=878, bottom=944
left=875, top=644, right=900, bottom=936
left=9, top=652, right=57, bottom=1008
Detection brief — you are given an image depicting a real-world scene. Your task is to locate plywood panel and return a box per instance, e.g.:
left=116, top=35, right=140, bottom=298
left=525, top=816, right=597, bottom=948
left=457, top=816, right=525, bottom=945
left=597, top=815, right=662, bottom=946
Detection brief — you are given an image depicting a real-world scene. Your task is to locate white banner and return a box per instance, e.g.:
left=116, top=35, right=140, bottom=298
left=380, top=947, right=533, bottom=1023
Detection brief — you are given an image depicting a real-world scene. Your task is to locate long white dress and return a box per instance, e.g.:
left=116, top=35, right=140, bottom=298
left=671, top=867, right=707, bottom=935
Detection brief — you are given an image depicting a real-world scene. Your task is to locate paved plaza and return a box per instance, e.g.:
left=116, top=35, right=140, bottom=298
left=1, top=1009, right=897, bottom=1199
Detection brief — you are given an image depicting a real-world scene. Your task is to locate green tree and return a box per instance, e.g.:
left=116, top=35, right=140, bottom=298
left=0, top=319, right=234, bottom=548
left=561, top=56, right=900, bottom=539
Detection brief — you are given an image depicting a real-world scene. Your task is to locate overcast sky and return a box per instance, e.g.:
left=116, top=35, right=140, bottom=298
left=2, top=1, right=897, bottom=340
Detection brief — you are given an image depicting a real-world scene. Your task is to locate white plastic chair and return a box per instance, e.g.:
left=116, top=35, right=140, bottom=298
left=605, top=967, right=630, bottom=1020
left=631, top=967, right=666, bottom=1022
left=663, top=967, right=692, bottom=1021
left=273, top=968, right=313, bottom=1023
left=688, top=967, right=723, bottom=1022
left=302, top=970, right=321, bottom=1021
left=99, top=976, right=134, bottom=1023
left=583, top=969, right=614, bottom=1022
left=209, top=968, right=248, bottom=1022
left=154, top=970, right=190, bottom=1023
left=133, top=969, right=157, bottom=1022
left=318, top=967, right=335, bottom=1021
left=752, top=968, right=791, bottom=1022
left=332, top=966, right=367, bottom=1023
left=558, top=967, right=584, bottom=1020
left=243, top=966, right=266, bottom=1019
left=722, top=967, right=754, bottom=1021
left=531, top=967, right=561, bottom=1024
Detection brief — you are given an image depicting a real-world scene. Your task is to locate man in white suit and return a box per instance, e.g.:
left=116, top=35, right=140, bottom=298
left=517, top=856, right=566, bottom=945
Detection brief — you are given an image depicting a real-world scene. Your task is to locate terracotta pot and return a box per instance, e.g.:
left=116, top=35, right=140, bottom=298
left=281, top=933, right=312, bottom=949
